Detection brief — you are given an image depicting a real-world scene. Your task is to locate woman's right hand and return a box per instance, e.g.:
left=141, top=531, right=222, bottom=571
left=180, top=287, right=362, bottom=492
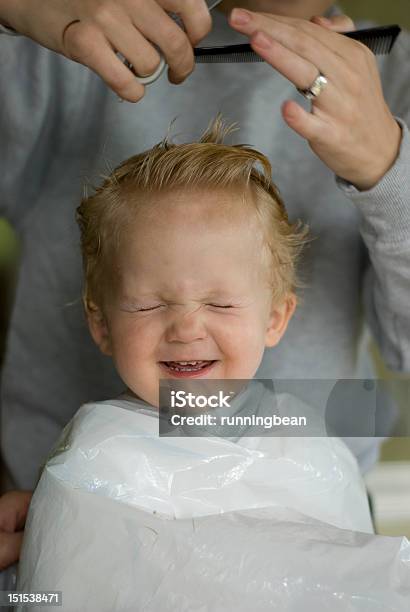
left=0, top=0, right=212, bottom=101
left=0, top=490, right=33, bottom=570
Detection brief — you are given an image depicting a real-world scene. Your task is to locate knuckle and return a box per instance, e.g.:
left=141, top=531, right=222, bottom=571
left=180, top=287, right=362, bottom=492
left=292, top=32, right=311, bottom=58
left=94, top=1, right=115, bottom=27
left=309, top=131, right=323, bottom=147
left=165, top=27, right=190, bottom=57
left=64, top=23, right=94, bottom=61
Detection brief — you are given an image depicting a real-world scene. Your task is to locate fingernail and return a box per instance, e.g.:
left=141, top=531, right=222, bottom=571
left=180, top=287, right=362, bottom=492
left=231, top=8, right=251, bottom=25
left=253, top=31, right=272, bottom=49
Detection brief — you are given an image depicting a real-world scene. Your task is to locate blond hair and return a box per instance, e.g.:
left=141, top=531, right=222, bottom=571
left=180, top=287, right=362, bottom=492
left=77, top=117, right=309, bottom=310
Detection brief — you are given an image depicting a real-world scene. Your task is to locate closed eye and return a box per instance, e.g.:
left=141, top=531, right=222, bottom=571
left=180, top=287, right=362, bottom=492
left=119, top=304, right=165, bottom=313
left=207, top=304, right=235, bottom=309
left=137, top=305, right=164, bottom=312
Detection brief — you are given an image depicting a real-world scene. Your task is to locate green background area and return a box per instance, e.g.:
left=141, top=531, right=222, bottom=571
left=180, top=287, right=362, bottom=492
left=340, top=0, right=410, bottom=28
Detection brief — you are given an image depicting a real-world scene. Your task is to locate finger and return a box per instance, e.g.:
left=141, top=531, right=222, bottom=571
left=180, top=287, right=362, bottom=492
left=251, top=32, right=314, bottom=89
left=310, top=14, right=355, bottom=33
left=0, top=491, right=32, bottom=532
left=159, top=0, right=212, bottom=46
left=0, top=531, right=24, bottom=570
left=230, top=10, right=357, bottom=57
left=127, top=1, right=195, bottom=84
left=281, top=99, right=327, bottom=143
left=116, top=29, right=162, bottom=79
left=250, top=30, right=343, bottom=102
left=90, top=4, right=162, bottom=78
left=230, top=11, right=344, bottom=77
left=63, top=22, right=146, bottom=102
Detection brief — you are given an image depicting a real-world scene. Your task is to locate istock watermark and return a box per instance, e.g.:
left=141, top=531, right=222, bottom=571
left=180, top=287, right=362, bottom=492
left=170, top=389, right=235, bottom=409
left=159, top=378, right=410, bottom=438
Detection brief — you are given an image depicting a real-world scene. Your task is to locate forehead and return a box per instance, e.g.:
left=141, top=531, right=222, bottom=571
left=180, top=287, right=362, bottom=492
left=122, top=186, right=265, bottom=241
left=122, top=187, right=263, bottom=251
left=117, top=188, right=270, bottom=289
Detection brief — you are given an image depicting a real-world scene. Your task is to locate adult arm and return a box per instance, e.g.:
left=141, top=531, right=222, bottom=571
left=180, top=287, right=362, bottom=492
left=338, top=117, right=410, bottom=372
left=318, top=21, right=410, bottom=372
left=229, top=10, right=410, bottom=372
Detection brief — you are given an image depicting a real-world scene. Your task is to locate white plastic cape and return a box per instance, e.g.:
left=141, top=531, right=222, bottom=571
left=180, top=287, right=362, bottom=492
left=17, top=398, right=410, bottom=611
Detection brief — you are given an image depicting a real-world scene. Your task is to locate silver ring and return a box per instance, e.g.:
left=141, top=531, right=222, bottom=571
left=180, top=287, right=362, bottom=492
left=297, top=72, right=328, bottom=100
left=123, top=55, right=166, bottom=85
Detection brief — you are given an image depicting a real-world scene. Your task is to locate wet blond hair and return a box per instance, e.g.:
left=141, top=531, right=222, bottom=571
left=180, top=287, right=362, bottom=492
left=77, top=117, right=309, bottom=311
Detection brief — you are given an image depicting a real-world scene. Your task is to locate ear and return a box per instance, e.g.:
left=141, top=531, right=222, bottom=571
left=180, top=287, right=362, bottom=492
left=265, top=293, right=297, bottom=348
left=85, top=300, right=113, bottom=356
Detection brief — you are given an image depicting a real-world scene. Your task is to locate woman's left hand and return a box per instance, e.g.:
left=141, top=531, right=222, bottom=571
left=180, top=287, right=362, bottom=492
left=229, top=9, right=402, bottom=191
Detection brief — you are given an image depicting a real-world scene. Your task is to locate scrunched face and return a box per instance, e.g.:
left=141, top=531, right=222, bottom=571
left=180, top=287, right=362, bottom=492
left=87, top=188, right=296, bottom=407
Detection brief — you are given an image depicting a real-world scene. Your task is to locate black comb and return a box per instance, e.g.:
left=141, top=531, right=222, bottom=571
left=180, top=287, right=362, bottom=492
left=194, top=24, right=401, bottom=63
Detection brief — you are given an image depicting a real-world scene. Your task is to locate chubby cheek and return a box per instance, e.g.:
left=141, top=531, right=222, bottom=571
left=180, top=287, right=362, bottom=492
left=108, top=317, right=160, bottom=379
left=217, top=315, right=266, bottom=376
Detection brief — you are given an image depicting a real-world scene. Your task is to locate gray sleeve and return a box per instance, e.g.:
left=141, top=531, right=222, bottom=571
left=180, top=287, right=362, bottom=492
left=0, top=35, right=71, bottom=225
left=336, top=117, right=410, bottom=372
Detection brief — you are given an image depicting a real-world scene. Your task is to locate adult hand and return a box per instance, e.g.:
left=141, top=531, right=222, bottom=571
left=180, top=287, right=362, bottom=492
left=0, top=0, right=212, bottom=102
left=229, top=10, right=402, bottom=190
left=0, top=490, right=33, bottom=570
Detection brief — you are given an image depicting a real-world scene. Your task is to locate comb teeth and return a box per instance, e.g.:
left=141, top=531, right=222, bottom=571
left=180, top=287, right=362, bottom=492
left=195, top=53, right=264, bottom=63
left=360, top=35, right=390, bottom=54
left=344, top=25, right=401, bottom=54
left=194, top=25, right=401, bottom=63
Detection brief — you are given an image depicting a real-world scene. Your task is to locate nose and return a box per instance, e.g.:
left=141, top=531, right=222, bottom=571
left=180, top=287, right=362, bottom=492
left=165, top=304, right=207, bottom=344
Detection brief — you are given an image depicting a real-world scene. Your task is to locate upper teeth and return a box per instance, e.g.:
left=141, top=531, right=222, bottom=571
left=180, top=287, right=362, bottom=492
left=175, top=361, right=202, bottom=365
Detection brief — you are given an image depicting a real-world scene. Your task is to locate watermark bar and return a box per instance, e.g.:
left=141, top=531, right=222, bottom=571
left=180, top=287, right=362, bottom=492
left=159, top=378, right=410, bottom=438
left=0, top=592, right=62, bottom=607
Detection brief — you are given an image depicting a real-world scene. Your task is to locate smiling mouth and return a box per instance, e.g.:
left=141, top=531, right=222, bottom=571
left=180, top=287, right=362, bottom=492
left=159, top=360, right=218, bottom=380
left=160, top=360, right=217, bottom=373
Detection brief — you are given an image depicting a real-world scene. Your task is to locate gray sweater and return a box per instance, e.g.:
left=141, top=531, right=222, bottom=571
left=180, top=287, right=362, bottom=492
left=1, top=8, right=410, bottom=488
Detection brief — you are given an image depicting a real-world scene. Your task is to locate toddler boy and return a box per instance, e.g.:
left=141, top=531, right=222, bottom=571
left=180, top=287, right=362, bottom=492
left=17, top=119, right=373, bottom=608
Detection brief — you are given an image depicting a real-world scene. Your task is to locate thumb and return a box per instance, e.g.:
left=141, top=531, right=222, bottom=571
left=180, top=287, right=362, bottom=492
left=310, top=14, right=355, bottom=33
